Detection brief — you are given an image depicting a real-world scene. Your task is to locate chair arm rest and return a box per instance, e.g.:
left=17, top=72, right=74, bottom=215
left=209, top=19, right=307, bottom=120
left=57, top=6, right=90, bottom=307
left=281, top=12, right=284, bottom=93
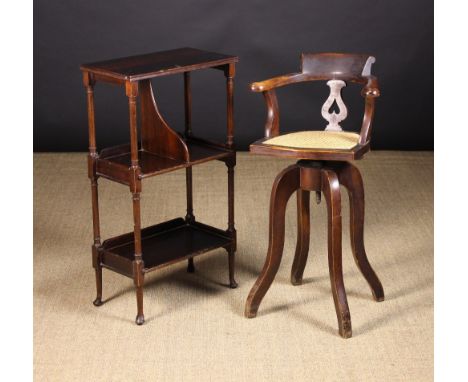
left=261, top=90, right=280, bottom=138
left=358, top=76, right=380, bottom=145
left=362, top=76, right=380, bottom=97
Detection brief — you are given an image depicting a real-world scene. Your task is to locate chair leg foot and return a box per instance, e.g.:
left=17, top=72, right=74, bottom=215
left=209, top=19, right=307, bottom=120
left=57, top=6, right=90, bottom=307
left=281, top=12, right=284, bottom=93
left=244, top=304, right=258, bottom=318
left=245, top=164, right=300, bottom=318
left=373, top=293, right=385, bottom=302
left=338, top=312, right=352, bottom=338
left=290, top=276, right=303, bottom=286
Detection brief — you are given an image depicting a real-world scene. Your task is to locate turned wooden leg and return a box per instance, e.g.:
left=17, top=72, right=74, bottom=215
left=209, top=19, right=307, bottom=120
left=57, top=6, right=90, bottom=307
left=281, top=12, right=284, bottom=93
left=132, top=191, right=145, bottom=325
left=93, top=260, right=103, bottom=307
left=227, top=247, right=238, bottom=288
left=134, top=261, right=145, bottom=326
left=185, top=166, right=196, bottom=274
left=337, top=163, right=384, bottom=302
left=245, top=165, right=300, bottom=318
left=90, top=176, right=103, bottom=306
left=291, top=190, right=311, bottom=285
left=322, top=169, right=352, bottom=338
left=226, top=157, right=237, bottom=288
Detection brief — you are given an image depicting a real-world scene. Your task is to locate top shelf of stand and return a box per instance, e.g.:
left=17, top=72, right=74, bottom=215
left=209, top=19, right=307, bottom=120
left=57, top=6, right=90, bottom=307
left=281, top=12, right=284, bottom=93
left=80, top=47, right=238, bottom=82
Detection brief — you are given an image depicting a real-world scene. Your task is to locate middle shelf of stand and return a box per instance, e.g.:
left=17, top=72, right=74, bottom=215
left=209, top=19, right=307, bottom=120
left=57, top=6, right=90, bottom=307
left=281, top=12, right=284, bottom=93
left=96, top=136, right=233, bottom=184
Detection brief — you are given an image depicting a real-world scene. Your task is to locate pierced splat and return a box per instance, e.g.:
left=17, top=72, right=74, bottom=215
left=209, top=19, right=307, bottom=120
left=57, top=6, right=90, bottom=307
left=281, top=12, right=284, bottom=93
left=321, top=80, right=347, bottom=132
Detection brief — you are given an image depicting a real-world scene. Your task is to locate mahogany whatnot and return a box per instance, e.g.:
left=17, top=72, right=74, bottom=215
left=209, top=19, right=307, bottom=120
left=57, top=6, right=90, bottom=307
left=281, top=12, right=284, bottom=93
left=81, top=48, right=239, bottom=325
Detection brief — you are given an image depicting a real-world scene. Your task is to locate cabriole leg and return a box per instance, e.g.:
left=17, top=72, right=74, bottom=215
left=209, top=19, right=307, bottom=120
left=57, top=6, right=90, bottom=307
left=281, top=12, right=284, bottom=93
left=337, top=162, right=384, bottom=301
left=322, top=169, right=352, bottom=338
left=245, top=164, right=300, bottom=318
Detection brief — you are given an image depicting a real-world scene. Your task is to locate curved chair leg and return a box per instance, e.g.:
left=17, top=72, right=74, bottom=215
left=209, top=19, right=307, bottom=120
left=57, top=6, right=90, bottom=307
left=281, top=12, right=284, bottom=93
left=322, top=169, right=352, bottom=338
left=291, top=190, right=310, bottom=285
left=245, top=164, right=300, bottom=318
left=338, top=162, right=384, bottom=302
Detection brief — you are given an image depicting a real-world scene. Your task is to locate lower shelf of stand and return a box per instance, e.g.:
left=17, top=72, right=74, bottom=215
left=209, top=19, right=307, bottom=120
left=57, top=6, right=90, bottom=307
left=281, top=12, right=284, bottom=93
left=99, top=218, right=233, bottom=277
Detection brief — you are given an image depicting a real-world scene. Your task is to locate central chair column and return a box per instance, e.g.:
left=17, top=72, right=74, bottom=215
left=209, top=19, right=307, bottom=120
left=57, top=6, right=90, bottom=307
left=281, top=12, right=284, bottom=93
left=245, top=160, right=354, bottom=338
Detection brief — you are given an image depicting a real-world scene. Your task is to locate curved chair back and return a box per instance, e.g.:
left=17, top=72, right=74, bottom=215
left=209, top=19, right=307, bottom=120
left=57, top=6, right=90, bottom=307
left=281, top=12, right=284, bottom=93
left=250, top=53, right=380, bottom=145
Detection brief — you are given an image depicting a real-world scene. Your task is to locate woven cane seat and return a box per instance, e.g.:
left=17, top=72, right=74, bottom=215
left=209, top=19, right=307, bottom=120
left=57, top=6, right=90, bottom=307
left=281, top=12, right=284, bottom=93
left=263, top=131, right=360, bottom=150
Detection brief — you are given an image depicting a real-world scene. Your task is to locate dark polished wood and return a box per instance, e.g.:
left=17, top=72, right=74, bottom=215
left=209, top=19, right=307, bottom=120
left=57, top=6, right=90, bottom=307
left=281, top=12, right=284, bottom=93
left=96, top=138, right=233, bottom=185
left=81, top=47, right=238, bottom=82
left=245, top=161, right=383, bottom=338
left=250, top=138, right=370, bottom=161
left=82, top=48, right=238, bottom=324
left=249, top=53, right=379, bottom=160
left=334, top=162, right=384, bottom=301
left=245, top=53, right=384, bottom=338
left=140, top=80, right=188, bottom=162
left=290, top=190, right=310, bottom=285
left=100, top=218, right=232, bottom=272
left=245, top=165, right=300, bottom=317
left=321, top=168, right=351, bottom=338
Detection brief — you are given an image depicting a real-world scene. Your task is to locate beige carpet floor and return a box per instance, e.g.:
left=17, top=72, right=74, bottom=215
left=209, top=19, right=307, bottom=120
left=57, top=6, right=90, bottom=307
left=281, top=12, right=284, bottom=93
left=34, top=152, right=433, bottom=381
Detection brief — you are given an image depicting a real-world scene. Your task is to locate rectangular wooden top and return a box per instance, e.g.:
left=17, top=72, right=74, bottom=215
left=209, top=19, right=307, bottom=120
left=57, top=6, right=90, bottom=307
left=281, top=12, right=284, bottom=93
left=80, top=47, right=238, bottom=81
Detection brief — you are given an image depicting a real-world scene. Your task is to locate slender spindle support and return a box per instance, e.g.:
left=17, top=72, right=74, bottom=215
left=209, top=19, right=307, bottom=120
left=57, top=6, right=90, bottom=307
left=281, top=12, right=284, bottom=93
left=225, top=64, right=235, bottom=148
left=83, top=72, right=103, bottom=307
left=184, top=72, right=196, bottom=273
left=126, top=81, right=145, bottom=325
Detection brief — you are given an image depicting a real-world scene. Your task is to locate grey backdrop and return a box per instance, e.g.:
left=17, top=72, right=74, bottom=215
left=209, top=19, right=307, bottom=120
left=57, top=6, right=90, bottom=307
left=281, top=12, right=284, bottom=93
left=34, top=0, right=433, bottom=151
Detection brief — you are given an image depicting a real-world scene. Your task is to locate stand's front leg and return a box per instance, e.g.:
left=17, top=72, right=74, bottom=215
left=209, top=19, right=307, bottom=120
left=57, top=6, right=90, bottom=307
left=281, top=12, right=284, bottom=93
left=127, top=81, right=145, bottom=325
left=84, top=74, right=104, bottom=307
left=90, top=177, right=103, bottom=307
left=132, top=191, right=145, bottom=325
left=245, top=164, right=300, bottom=318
